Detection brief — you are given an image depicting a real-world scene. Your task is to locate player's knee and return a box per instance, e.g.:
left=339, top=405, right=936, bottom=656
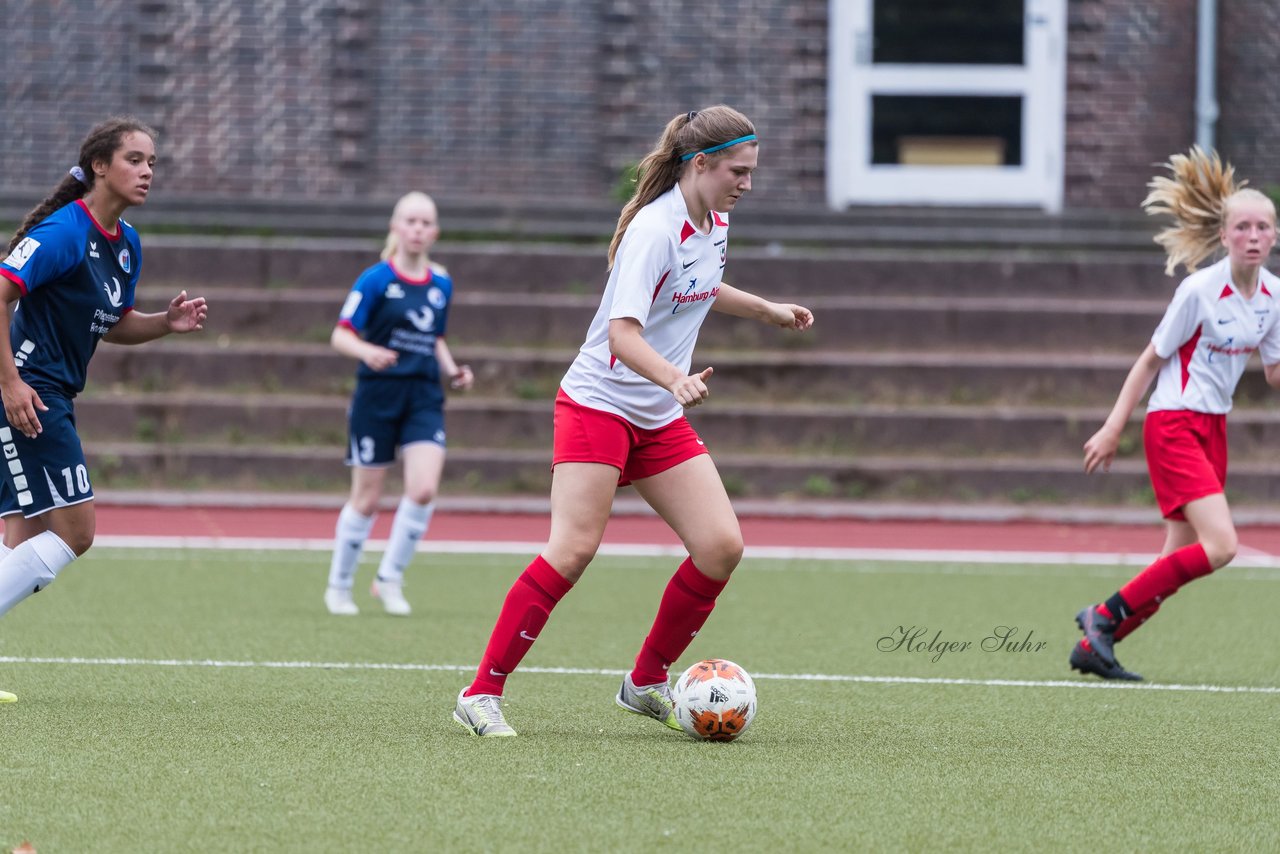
left=1203, top=534, right=1237, bottom=569
left=693, top=531, right=743, bottom=578
left=348, top=491, right=380, bottom=516
left=548, top=543, right=598, bottom=582
left=63, top=530, right=94, bottom=557
left=404, top=486, right=437, bottom=506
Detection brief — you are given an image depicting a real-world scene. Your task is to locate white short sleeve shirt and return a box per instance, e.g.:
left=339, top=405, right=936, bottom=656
left=1147, top=257, right=1280, bottom=414
left=560, top=186, right=730, bottom=428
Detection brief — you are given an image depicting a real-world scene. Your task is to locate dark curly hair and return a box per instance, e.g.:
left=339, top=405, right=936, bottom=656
left=4, top=116, right=157, bottom=258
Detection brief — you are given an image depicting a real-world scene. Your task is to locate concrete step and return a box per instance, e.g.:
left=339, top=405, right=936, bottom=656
left=105, top=196, right=1158, bottom=249
left=184, top=287, right=1168, bottom=353
left=79, top=441, right=1280, bottom=506
left=139, top=237, right=1176, bottom=299
left=71, top=392, right=1280, bottom=460
left=86, top=341, right=1278, bottom=407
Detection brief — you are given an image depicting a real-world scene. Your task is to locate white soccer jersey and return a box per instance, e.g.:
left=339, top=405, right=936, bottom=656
left=560, top=186, right=730, bottom=428
left=1147, top=257, right=1280, bottom=414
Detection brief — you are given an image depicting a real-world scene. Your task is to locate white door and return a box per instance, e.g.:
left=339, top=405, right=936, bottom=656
left=827, top=0, right=1066, bottom=211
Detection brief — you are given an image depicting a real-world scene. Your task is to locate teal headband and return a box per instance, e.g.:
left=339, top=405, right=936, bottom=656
left=679, top=134, right=758, bottom=162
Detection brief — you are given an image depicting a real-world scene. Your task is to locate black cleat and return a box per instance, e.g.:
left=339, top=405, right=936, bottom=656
left=1069, top=640, right=1143, bottom=681
left=1075, top=605, right=1120, bottom=667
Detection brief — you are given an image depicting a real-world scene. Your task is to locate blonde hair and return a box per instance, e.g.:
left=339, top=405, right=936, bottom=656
left=380, top=191, right=437, bottom=261
left=1142, top=146, right=1276, bottom=276
left=607, top=105, right=756, bottom=269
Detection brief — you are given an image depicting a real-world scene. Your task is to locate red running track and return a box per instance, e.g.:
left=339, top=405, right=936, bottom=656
left=82, top=505, right=1280, bottom=558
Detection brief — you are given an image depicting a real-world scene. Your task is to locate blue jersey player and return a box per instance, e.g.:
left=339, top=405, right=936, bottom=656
left=0, top=117, right=208, bottom=704
left=324, top=192, right=472, bottom=617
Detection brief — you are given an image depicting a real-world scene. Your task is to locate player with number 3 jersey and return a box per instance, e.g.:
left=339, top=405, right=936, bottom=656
left=322, top=192, right=473, bottom=618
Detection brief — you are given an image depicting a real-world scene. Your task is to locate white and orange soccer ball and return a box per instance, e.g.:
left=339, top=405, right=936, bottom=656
left=671, top=658, right=757, bottom=741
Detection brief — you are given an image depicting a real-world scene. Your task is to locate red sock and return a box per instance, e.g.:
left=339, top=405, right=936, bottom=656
left=467, top=556, right=572, bottom=697
left=1119, top=544, right=1213, bottom=613
left=631, top=557, right=728, bottom=686
left=1113, top=602, right=1160, bottom=643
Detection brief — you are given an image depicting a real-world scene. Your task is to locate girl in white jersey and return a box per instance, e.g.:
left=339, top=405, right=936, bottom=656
left=1074, top=147, right=1280, bottom=681
left=453, top=105, right=814, bottom=736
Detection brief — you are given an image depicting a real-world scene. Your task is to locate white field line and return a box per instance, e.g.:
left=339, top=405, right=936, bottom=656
left=90, top=535, right=1280, bottom=569
left=1, top=655, right=1277, bottom=695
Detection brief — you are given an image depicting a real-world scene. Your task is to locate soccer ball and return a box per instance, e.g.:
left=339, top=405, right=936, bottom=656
left=671, top=658, right=757, bottom=741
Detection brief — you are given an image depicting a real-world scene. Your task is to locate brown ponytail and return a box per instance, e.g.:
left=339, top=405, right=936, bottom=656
left=607, top=105, right=756, bottom=269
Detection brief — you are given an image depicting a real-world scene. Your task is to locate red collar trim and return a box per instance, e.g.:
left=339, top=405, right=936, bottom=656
left=75, top=199, right=123, bottom=241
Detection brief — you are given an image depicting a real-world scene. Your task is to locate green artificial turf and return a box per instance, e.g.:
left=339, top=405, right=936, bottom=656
left=1, top=549, right=1277, bottom=852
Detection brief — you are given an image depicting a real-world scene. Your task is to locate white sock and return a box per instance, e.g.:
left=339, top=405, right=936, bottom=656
left=376, top=498, right=433, bottom=584
left=0, top=531, right=77, bottom=618
left=327, top=504, right=374, bottom=591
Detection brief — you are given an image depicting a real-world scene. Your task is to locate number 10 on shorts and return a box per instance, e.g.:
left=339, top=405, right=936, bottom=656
left=61, top=464, right=91, bottom=496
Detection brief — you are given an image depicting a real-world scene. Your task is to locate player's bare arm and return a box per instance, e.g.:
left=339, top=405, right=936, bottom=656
left=331, top=323, right=397, bottom=372
left=1265, top=361, right=1280, bottom=389
left=434, top=338, right=473, bottom=390
left=712, top=282, right=813, bottom=330
left=608, top=316, right=712, bottom=408
left=104, top=290, right=208, bottom=344
left=1083, top=343, right=1164, bottom=474
left=0, top=279, right=46, bottom=438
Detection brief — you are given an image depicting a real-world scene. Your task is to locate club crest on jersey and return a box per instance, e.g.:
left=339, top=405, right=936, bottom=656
left=406, top=306, right=435, bottom=332
left=386, top=283, right=406, bottom=299
left=715, top=237, right=727, bottom=265
left=117, top=247, right=131, bottom=273
left=427, top=286, right=447, bottom=309
left=103, top=276, right=124, bottom=308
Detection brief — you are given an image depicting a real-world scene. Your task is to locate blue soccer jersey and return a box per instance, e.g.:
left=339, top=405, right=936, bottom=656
left=337, top=260, right=453, bottom=384
left=0, top=200, right=141, bottom=397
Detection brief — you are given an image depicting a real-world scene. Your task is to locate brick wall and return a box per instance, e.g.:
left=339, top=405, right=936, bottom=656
left=595, top=1, right=828, bottom=203
left=1063, top=0, right=1198, bottom=209
left=0, top=0, right=825, bottom=209
left=1063, top=0, right=1280, bottom=209
left=0, top=1, right=1273, bottom=214
left=1217, top=0, right=1280, bottom=193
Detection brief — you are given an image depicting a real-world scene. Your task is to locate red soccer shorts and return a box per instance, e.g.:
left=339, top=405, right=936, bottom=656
left=552, top=388, right=709, bottom=486
left=1143, top=409, right=1227, bottom=521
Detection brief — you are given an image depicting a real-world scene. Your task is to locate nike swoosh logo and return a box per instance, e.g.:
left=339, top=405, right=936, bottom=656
left=695, top=439, right=705, bottom=446
left=1218, top=318, right=1235, bottom=324
left=489, top=668, right=507, bottom=677
left=682, top=260, right=696, bottom=269
left=519, top=631, right=537, bottom=641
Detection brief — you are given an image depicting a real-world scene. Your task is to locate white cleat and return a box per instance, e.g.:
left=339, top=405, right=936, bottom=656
left=371, top=577, right=411, bottom=616
left=453, top=689, right=517, bottom=737
left=324, top=586, right=359, bottom=616
left=0, top=689, right=16, bottom=704
left=616, top=673, right=682, bottom=730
